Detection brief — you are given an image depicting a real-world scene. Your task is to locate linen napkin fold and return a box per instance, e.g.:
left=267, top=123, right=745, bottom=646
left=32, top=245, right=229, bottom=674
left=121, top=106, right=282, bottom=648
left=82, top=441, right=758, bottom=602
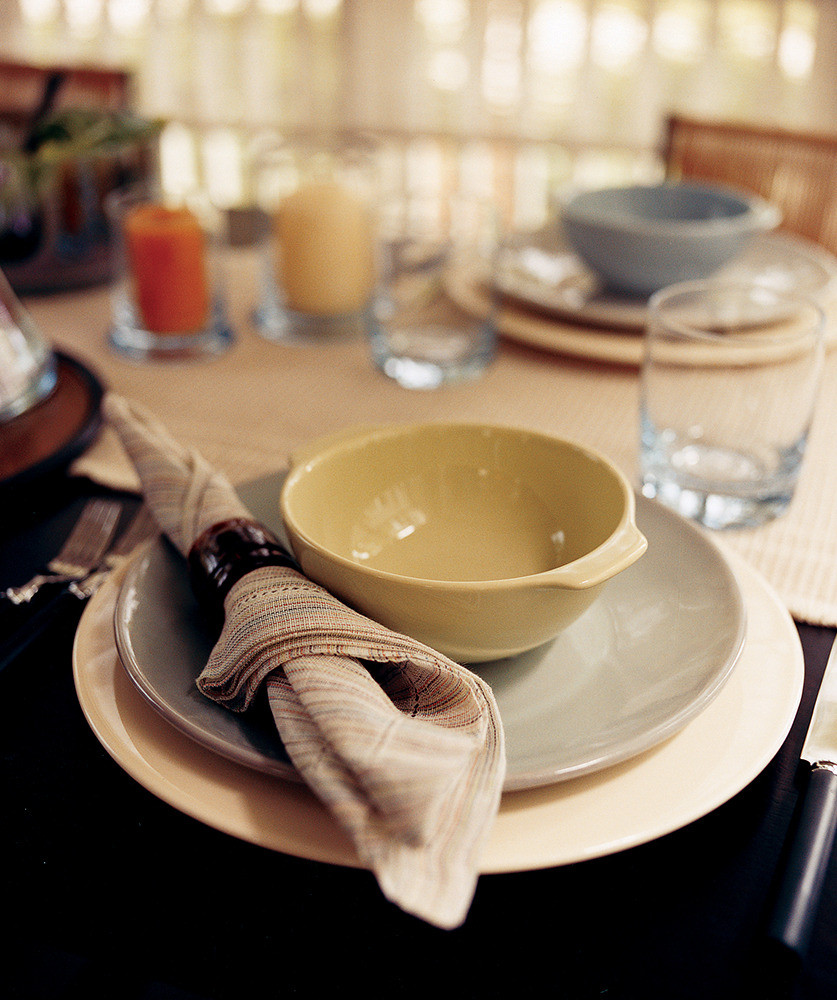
left=103, top=393, right=506, bottom=929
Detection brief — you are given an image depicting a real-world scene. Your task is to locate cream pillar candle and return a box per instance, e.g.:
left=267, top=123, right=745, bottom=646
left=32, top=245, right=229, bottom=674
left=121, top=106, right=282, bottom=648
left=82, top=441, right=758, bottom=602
left=274, top=179, right=375, bottom=317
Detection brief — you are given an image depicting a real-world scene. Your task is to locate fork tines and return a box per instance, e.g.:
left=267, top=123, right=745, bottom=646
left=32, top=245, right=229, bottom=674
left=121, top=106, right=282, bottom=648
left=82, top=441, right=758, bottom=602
left=4, top=498, right=122, bottom=604
left=49, top=499, right=121, bottom=576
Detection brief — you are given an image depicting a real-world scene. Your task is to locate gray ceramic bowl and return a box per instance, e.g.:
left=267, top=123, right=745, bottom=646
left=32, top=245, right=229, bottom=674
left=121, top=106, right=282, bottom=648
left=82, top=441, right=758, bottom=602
left=561, top=182, right=781, bottom=297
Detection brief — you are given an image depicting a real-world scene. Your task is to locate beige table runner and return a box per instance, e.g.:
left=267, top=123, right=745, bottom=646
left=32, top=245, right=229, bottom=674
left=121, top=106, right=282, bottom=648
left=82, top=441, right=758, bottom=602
left=24, top=248, right=837, bottom=628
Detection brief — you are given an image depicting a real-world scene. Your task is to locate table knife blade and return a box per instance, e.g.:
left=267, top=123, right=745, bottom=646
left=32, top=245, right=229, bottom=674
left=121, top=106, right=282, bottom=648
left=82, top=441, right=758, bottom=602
left=766, top=633, right=837, bottom=960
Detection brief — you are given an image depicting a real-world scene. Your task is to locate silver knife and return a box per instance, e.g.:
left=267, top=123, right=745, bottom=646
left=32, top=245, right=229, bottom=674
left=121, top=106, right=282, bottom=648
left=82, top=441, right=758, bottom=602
left=767, top=633, right=837, bottom=959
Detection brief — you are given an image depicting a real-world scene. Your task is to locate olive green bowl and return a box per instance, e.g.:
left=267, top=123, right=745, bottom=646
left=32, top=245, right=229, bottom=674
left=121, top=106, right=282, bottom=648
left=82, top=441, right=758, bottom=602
left=280, top=423, right=647, bottom=663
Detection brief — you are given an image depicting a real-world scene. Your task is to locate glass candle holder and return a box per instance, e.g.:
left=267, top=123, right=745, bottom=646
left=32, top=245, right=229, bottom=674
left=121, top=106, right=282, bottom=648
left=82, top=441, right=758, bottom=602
left=106, top=183, right=234, bottom=361
left=253, top=136, right=377, bottom=343
left=0, top=266, right=57, bottom=422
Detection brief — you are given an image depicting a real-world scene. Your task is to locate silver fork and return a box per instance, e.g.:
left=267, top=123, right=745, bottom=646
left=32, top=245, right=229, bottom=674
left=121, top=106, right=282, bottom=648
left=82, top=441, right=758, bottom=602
left=0, top=504, right=158, bottom=674
left=4, top=498, right=121, bottom=604
left=68, top=505, right=158, bottom=600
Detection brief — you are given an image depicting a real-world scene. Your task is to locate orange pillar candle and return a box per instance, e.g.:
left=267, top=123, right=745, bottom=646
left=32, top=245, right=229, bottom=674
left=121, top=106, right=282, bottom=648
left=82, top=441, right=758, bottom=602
left=274, top=180, right=375, bottom=316
left=124, top=203, right=210, bottom=334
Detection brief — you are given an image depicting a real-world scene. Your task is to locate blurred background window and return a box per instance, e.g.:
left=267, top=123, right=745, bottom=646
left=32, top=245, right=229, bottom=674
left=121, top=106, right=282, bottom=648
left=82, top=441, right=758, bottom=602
left=2, top=0, right=833, bottom=229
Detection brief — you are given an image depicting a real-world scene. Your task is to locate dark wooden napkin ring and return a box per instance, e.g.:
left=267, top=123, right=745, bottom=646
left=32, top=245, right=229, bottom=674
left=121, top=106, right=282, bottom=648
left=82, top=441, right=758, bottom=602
left=188, top=517, right=300, bottom=622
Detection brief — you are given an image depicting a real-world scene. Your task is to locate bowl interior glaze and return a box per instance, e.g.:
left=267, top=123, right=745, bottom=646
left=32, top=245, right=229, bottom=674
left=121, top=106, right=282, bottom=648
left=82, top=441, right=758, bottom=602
left=282, top=423, right=629, bottom=585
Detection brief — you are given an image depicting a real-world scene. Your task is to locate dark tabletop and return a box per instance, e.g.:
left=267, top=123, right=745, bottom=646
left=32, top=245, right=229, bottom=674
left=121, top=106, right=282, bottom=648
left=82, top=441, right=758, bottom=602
left=2, top=474, right=836, bottom=1000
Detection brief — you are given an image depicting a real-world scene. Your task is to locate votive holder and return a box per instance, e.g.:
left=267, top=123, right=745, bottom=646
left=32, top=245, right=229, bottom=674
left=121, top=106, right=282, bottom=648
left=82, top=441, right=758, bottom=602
left=106, top=183, right=233, bottom=361
left=0, top=266, right=57, bottom=422
left=252, top=136, right=377, bottom=343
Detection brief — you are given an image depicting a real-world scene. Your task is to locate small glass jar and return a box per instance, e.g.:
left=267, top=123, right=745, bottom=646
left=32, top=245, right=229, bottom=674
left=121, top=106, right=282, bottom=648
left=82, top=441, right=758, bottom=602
left=252, top=134, right=378, bottom=344
left=0, top=267, right=56, bottom=423
left=106, top=181, right=234, bottom=361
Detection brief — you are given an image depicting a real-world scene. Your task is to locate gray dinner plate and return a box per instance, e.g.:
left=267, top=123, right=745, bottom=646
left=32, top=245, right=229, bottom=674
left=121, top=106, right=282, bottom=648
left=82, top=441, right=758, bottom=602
left=114, top=473, right=746, bottom=791
left=497, top=230, right=837, bottom=331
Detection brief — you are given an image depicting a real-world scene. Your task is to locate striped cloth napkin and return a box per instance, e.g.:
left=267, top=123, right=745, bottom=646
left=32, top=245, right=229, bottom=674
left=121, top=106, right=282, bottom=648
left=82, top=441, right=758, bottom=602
left=104, top=394, right=506, bottom=929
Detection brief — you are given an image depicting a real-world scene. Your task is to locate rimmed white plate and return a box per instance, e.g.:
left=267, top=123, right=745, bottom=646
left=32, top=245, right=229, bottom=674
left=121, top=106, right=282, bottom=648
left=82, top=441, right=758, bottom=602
left=73, top=545, right=803, bottom=872
left=112, top=475, right=746, bottom=792
left=495, top=231, right=837, bottom=331
left=447, top=232, right=837, bottom=367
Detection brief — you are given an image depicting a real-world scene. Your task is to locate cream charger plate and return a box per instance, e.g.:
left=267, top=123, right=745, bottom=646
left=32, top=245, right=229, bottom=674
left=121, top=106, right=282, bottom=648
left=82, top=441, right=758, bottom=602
left=445, top=261, right=646, bottom=366
left=73, top=532, right=803, bottom=873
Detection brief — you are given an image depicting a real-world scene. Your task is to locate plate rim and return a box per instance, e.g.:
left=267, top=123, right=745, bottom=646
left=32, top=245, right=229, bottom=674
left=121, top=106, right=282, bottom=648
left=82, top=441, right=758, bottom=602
left=0, top=350, right=104, bottom=491
left=112, top=477, right=747, bottom=792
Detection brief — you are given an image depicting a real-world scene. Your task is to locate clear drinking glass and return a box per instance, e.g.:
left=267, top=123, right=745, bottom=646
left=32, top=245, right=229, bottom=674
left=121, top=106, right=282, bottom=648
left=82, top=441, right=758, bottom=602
left=640, top=280, right=825, bottom=530
left=369, top=191, right=499, bottom=389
